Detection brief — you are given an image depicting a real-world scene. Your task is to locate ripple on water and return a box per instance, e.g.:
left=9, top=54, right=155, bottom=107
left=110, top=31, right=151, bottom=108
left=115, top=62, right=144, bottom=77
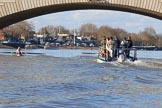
left=0, top=53, right=162, bottom=107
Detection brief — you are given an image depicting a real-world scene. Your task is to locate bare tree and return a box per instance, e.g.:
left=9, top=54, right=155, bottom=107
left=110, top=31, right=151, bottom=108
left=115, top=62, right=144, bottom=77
left=156, top=34, right=162, bottom=47
left=138, top=27, right=158, bottom=46
left=38, top=27, right=49, bottom=36
left=38, top=25, right=69, bottom=37
left=97, top=25, right=113, bottom=42
left=113, top=28, right=128, bottom=40
left=79, top=23, right=98, bottom=37
left=3, top=21, right=34, bottom=39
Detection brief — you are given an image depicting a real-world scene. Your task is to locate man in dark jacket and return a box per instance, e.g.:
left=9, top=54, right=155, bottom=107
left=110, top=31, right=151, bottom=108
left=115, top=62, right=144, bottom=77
left=113, top=36, right=120, bottom=58
left=126, top=36, right=133, bottom=58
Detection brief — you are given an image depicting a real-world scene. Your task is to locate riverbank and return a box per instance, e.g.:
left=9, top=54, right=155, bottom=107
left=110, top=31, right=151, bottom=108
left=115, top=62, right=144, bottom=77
left=0, top=44, right=99, bottom=50
left=1, top=44, right=162, bottom=51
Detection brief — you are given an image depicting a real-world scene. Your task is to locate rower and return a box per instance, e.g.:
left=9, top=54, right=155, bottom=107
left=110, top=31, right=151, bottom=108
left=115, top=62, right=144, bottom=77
left=16, top=47, right=22, bottom=55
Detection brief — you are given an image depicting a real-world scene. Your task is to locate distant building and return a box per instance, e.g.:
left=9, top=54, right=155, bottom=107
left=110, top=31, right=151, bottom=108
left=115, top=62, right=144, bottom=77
left=57, top=33, right=70, bottom=42
left=76, top=36, right=84, bottom=41
left=0, top=29, right=5, bottom=40
left=34, top=34, right=44, bottom=38
left=33, top=34, right=45, bottom=44
left=58, top=33, right=69, bottom=38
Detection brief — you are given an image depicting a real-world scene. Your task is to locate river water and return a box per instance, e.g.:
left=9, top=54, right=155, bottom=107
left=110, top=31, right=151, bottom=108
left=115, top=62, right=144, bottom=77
left=0, top=49, right=162, bottom=108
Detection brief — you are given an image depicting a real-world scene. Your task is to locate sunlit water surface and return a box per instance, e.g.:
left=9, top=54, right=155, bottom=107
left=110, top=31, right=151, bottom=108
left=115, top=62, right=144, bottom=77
left=0, top=49, right=162, bottom=108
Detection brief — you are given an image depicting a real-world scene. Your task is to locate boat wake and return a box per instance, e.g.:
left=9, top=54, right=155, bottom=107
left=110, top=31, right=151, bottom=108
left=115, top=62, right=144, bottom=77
left=96, top=58, right=134, bottom=68
left=96, top=58, right=162, bottom=69
left=133, top=59, right=162, bottom=69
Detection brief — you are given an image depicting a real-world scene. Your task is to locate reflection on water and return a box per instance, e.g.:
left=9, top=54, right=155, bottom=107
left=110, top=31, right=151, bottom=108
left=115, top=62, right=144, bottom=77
left=0, top=49, right=162, bottom=108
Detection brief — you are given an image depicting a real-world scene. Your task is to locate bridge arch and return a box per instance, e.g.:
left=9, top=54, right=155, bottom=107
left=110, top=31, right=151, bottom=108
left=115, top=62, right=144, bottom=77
left=0, top=0, right=162, bottom=29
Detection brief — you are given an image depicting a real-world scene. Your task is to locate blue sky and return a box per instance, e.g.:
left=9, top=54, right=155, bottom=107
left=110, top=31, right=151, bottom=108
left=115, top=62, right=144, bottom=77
left=27, top=10, right=162, bottom=34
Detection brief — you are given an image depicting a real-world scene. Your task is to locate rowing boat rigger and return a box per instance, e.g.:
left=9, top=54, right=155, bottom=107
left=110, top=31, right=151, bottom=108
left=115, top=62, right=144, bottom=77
left=97, top=47, right=137, bottom=63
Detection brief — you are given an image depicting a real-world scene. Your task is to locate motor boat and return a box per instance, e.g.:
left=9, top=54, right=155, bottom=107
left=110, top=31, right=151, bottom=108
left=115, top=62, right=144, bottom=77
left=97, top=48, right=137, bottom=63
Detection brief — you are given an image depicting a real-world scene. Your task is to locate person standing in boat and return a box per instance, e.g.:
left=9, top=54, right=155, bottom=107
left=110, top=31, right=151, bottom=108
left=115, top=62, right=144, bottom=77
left=16, top=47, right=22, bottom=55
left=106, top=37, right=110, bottom=60
left=107, top=36, right=114, bottom=59
left=100, top=36, right=107, bottom=60
left=113, top=36, right=120, bottom=58
left=126, top=36, right=133, bottom=58
left=120, top=37, right=128, bottom=56
left=101, top=36, right=106, bottom=49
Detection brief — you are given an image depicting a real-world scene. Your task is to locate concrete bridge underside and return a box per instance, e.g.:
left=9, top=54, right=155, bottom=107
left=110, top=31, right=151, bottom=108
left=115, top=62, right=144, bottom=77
left=0, top=0, right=162, bottom=29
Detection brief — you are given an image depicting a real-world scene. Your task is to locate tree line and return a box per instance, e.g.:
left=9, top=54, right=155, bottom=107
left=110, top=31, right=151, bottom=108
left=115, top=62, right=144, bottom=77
left=3, top=21, right=162, bottom=47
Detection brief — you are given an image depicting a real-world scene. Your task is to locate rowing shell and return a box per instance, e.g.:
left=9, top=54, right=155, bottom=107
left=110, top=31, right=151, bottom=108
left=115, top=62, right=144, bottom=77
left=16, top=54, right=22, bottom=57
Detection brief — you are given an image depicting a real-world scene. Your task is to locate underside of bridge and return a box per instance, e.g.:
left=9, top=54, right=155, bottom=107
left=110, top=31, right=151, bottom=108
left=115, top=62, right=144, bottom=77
left=0, top=2, right=162, bottom=29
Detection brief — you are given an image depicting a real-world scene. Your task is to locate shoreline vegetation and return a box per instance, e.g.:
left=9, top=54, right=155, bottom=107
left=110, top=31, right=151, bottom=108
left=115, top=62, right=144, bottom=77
left=0, top=44, right=162, bottom=51
left=0, top=44, right=99, bottom=50
left=2, top=21, right=162, bottom=49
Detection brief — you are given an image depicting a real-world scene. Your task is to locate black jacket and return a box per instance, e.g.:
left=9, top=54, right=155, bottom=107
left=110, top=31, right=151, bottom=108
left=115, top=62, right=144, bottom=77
left=127, top=40, right=133, bottom=48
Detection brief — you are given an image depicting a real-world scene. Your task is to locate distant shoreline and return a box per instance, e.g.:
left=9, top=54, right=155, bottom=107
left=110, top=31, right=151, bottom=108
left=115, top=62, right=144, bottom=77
left=1, top=44, right=162, bottom=51
left=0, top=44, right=99, bottom=50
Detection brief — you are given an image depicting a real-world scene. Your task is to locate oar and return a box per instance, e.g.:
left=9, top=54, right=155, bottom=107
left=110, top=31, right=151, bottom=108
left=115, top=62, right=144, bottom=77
left=82, top=52, right=98, bottom=54
left=0, top=52, right=44, bottom=55
left=0, top=52, right=15, bottom=54
left=23, top=52, right=45, bottom=54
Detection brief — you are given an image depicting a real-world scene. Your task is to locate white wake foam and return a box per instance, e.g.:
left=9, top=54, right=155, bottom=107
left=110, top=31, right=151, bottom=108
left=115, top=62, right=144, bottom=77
left=133, top=60, right=162, bottom=69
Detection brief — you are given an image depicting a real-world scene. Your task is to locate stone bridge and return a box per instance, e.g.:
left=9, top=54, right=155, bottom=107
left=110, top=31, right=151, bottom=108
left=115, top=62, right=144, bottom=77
left=0, top=0, right=162, bottom=29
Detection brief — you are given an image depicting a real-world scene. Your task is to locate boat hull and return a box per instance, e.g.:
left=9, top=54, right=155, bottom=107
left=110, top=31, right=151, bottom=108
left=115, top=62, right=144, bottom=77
left=97, top=47, right=137, bottom=63
left=97, top=53, right=137, bottom=63
left=16, top=54, right=22, bottom=57
left=97, top=57, right=136, bottom=63
left=97, top=58, right=107, bottom=63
